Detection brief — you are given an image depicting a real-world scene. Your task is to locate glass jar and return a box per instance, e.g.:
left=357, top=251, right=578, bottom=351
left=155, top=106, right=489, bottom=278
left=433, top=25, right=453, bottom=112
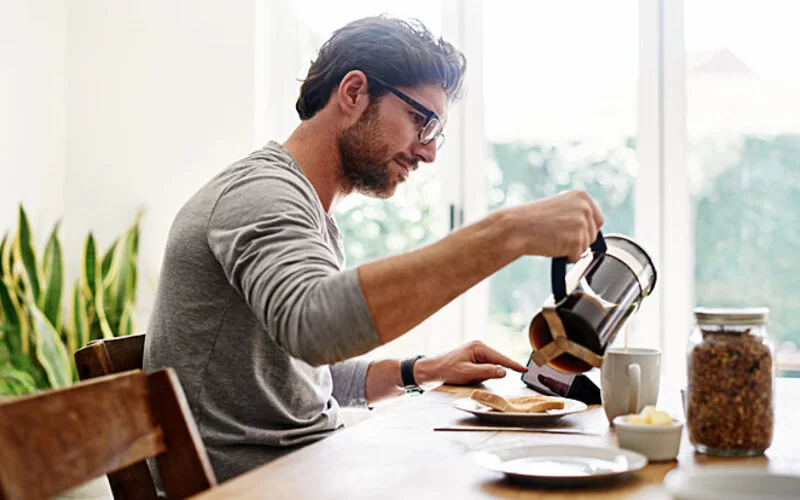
left=686, top=307, right=774, bottom=456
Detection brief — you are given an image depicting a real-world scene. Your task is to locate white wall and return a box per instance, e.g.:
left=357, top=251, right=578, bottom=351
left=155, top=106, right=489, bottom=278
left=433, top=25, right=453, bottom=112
left=0, top=0, right=66, bottom=239
left=63, top=0, right=261, bottom=323
left=2, top=0, right=305, bottom=329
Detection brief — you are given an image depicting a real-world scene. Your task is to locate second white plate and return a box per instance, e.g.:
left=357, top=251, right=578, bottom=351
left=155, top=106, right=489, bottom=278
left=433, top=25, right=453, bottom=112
left=474, top=444, right=647, bottom=485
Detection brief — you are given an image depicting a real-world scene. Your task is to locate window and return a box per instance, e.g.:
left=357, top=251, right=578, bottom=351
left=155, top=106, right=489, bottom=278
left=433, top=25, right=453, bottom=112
left=479, top=1, right=639, bottom=362
left=685, top=0, right=800, bottom=375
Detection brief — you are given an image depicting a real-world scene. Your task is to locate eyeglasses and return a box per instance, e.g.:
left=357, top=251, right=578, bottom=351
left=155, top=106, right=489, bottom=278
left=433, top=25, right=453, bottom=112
left=369, top=76, right=446, bottom=151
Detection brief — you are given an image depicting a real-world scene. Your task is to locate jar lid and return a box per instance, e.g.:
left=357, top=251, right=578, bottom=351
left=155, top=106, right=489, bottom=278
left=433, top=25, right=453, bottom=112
left=693, top=307, right=769, bottom=325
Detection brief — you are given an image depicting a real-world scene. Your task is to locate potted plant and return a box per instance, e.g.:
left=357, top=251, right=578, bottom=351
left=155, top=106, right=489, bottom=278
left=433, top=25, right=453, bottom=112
left=0, top=205, right=142, bottom=498
left=0, top=205, right=142, bottom=395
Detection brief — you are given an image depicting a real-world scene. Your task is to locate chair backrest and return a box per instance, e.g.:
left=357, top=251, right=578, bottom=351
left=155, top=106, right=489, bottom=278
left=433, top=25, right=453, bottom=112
left=75, top=333, right=147, bottom=380
left=0, top=369, right=217, bottom=500
left=74, top=334, right=156, bottom=500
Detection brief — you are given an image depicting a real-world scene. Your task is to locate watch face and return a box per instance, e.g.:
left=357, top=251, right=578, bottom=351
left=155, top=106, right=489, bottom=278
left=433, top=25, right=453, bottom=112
left=404, top=386, right=424, bottom=395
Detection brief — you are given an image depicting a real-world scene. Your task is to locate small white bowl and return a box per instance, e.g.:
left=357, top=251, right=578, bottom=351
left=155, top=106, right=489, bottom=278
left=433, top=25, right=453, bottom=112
left=613, top=415, right=684, bottom=462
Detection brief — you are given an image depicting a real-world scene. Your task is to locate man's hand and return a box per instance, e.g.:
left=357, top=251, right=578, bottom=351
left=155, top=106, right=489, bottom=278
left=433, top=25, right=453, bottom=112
left=506, top=190, right=605, bottom=262
left=414, top=340, right=528, bottom=389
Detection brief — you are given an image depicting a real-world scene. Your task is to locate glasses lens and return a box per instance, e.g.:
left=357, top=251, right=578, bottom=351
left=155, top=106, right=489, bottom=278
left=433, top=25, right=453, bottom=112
left=435, top=133, right=446, bottom=151
left=420, top=118, right=443, bottom=144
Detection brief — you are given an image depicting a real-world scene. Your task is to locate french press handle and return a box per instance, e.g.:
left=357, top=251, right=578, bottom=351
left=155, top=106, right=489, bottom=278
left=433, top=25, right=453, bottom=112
left=551, top=231, right=607, bottom=303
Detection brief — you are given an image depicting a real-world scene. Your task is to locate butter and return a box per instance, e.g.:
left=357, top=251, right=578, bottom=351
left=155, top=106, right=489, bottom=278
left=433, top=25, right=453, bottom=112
left=626, top=405, right=673, bottom=425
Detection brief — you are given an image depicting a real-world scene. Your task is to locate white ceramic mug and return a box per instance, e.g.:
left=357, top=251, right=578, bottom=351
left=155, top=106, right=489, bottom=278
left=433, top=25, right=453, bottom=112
left=601, top=347, right=661, bottom=424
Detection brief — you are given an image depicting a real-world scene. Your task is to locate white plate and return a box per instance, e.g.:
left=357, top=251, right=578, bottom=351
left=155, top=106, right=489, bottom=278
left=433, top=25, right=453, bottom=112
left=452, top=396, right=587, bottom=425
left=664, top=466, right=800, bottom=500
left=474, top=444, right=647, bottom=485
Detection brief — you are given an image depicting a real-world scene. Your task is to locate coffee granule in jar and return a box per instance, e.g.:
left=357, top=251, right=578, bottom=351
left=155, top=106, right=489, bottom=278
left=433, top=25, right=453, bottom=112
left=687, top=329, right=773, bottom=454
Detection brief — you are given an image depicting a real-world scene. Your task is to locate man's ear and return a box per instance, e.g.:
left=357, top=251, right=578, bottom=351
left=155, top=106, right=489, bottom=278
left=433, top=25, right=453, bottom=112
left=337, top=70, right=371, bottom=120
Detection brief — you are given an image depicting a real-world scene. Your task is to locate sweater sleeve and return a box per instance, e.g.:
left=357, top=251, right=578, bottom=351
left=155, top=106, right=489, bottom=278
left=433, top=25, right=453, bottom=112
left=329, top=358, right=372, bottom=408
left=207, top=168, right=381, bottom=366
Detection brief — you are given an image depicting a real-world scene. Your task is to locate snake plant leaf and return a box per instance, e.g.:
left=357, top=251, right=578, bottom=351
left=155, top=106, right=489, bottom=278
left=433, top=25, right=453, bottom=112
left=128, top=262, right=138, bottom=307
left=117, top=301, right=135, bottom=336
left=0, top=234, right=7, bottom=279
left=101, top=239, right=120, bottom=321
left=116, top=213, right=141, bottom=317
left=14, top=205, right=42, bottom=304
left=128, top=222, right=139, bottom=305
left=1, top=278, right=29, bottom=355
left=63, top=325, right=77, bottom=356
left=101, top=238, right=119, bottom=285
left=8, top=351, right=46, bottom=388
left=0, top=339, right=9, bottom=364
left=0, top=324, right=19, bottom=335
left=0, top=366, right=37, bottom=396
left=27, top=303, right=72, bottom=389
left=81, top=232, right=114, bottom=339
left=1, top=232, right=14, bottom=285
left=81, top=233, right=98, bottom=300
left=101, top=243, right=120, bottom=332
left=0, top=278, right=20, bottom=354
left=94, top=279, right=115, bottom=339
left=42, top=221, right=60, bottom=277
left=71, top=282, right=89, bottom=349
left=41, top=223, right=64, bottom=330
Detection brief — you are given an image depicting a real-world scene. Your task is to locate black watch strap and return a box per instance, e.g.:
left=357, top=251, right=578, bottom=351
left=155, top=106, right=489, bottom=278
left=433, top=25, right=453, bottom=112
left=400, top=354, right=425, bottom=394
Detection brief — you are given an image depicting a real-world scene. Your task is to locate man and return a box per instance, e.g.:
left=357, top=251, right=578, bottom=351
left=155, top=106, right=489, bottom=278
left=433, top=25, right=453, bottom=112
left=144, top=16, right=604, bottom=482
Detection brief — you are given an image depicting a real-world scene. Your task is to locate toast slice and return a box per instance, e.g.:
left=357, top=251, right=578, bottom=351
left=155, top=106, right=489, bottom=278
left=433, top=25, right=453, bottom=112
left=514, top=399, right=566, bottom=413
left=470, top=389, right=511, bottom=412
left=508, top=395, right=548, bottom=405
left=471, top=390, right=565, bottom=413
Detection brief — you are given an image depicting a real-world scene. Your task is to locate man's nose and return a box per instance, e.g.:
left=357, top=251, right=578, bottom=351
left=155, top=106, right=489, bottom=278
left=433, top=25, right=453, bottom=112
left=415, top=140, right=437, bottom=164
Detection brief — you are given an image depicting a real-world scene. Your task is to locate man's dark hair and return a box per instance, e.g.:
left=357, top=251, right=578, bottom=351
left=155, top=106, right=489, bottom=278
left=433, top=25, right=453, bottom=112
left=296, top=16, right=467, bottom=120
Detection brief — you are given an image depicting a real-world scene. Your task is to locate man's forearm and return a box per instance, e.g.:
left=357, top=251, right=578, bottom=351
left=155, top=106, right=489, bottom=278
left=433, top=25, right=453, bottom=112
left=365, top=359, right=404, bottom=406
left=357, top=210, right=520, bottom=345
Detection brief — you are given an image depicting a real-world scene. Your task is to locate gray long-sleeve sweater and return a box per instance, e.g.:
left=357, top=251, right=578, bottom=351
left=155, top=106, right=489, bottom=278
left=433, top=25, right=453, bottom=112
left=143, top=141, right=382, bottom=482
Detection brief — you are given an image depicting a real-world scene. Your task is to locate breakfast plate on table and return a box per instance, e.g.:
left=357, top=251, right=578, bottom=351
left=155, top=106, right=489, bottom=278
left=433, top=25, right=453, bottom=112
left=452, top=396, right=587, bottom=425
left=474, top=444, right=647, bottom=485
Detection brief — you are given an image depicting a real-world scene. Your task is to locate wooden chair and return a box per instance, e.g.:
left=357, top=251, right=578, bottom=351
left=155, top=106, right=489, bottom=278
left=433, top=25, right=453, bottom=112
left=0, top=369, right=217, bottom=500
left=74, top=334, right=158, bottom=499
left=75, top=333, right=147, bottom=381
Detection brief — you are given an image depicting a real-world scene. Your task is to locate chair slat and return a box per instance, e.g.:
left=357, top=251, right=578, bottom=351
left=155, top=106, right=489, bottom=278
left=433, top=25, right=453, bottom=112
left=149, top=370, right=216, bottom=499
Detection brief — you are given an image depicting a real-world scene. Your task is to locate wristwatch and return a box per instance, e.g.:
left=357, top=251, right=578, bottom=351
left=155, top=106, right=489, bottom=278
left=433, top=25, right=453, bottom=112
left=400, top=354, right=425, bottom=395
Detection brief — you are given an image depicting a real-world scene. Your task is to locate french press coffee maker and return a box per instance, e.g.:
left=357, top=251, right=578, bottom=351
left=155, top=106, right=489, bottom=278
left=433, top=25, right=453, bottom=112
left=528, top=231, right=657, bottom=374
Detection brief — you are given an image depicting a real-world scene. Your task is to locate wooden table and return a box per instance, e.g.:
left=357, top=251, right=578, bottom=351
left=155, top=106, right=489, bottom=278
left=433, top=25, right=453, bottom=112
left=192, top=377, right=800, bottom=499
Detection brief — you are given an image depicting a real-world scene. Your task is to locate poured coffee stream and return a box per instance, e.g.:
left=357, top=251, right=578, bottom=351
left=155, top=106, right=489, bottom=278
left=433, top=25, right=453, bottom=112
left=624, top=324, right=629, bottom=353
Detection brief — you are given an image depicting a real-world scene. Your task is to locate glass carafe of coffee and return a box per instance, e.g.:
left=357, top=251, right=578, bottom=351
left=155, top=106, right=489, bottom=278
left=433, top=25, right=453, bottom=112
left=529, top=232, right=657, bottom=374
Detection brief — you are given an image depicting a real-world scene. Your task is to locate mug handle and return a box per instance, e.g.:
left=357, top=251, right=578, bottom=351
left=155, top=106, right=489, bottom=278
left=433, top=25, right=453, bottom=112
left=626, top=363, right=642, bottom=414
left=551, top=231, right=607, bottom=303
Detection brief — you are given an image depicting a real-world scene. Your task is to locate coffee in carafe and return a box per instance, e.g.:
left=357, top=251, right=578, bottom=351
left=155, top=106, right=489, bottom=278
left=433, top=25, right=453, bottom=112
left=528, top=232, right=656, bottom=374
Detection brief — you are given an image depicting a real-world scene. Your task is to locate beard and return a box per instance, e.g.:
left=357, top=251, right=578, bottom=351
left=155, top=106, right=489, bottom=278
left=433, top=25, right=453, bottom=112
left=337, top=103, right=398, bottom=199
